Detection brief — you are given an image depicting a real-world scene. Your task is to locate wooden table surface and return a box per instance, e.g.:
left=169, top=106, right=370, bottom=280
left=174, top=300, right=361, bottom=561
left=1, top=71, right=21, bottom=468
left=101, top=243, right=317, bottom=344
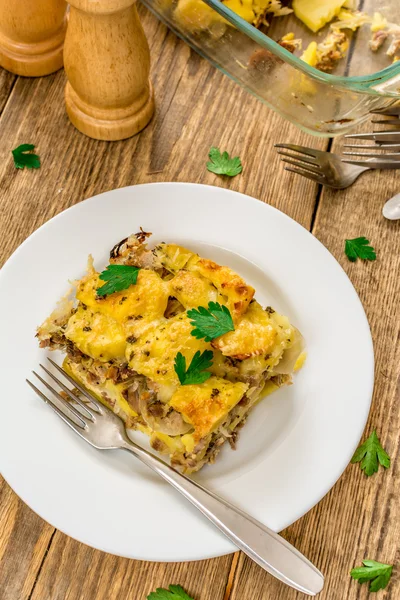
left=0, top=7, right=399, bottom=600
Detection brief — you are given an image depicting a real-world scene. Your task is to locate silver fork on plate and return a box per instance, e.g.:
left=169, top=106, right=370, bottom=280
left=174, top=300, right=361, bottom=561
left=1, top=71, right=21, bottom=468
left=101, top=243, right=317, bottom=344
left=275, top=143, right=400, bottom=189
left=27, top=358, right=324, bottom=597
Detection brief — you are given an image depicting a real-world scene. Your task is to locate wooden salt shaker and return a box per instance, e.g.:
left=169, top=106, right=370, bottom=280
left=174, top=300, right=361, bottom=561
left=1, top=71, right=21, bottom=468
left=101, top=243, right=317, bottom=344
left=64, top=0, right=155, bottom=141
left=0, top=0, right=67, bottom=77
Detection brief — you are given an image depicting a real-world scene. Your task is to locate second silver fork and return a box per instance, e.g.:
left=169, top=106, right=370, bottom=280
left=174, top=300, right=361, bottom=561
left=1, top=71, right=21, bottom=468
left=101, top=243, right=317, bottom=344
left=275, top=143, right=400, bottom=189
left=275, top=144, right=368, bottom=189
left=343, top=104, right=400, bottom=156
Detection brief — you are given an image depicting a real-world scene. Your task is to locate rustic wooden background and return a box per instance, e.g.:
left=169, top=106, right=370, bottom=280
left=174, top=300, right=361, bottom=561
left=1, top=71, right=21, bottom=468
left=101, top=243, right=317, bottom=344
left=0, top=6, right=399, bottom=600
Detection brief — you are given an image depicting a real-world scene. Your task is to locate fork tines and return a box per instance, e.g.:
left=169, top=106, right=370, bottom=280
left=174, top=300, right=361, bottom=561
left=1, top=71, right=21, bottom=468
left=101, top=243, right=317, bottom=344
left=371, top=117, right=400, bottom=126
left=345, top=131, right=400, bottom=142
left=275, top=140, right=400, bottom=187
left=274, top=144, right=326, bottom=185
left=370, top=105, right=400, bottom=116
left=342, top=151, right=400, bottom=158
left=366, top=103, right=400, bottom=129
left=343, top=124, right=400, bottom=160
left=341, top=158, right=400, bottom=168
left=26, top=358, right=102, bottom=434
left=343, top=143, right=400, bottom=149
left=344, top=105, right=400, bottom=142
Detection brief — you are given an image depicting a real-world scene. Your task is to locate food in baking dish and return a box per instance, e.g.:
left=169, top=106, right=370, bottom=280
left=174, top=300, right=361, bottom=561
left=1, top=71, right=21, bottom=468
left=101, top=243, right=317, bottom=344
left=173, top=0, right=400, bottom=73
left=37, top=231, right=305, bottom=473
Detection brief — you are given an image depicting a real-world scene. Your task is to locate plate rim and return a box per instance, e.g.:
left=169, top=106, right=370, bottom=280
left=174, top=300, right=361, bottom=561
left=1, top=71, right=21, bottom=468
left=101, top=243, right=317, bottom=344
left=0, top=182, right=374, bottom=561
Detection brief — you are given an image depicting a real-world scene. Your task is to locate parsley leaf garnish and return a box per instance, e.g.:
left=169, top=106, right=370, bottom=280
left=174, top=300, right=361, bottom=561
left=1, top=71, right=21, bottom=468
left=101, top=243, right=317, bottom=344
left=351, top=430, right=390, bottom=477
left=345, top=237, right=376, bottom=262
left=12, top=144, right=41, bottom=170
left=187, top=302, right=234, bottom=342
left=351, top=560, right=393, bottom=592
left=174, top=350, right=213, bottom=385
left=207, top=147, right=242, bottom=177
left=147, top=584, right=194, bottom=600
left=96, top=264, right=140, bottom=297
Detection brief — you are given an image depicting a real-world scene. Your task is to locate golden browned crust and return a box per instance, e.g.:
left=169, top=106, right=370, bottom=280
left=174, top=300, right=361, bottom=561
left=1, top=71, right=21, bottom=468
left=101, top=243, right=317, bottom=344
left=37, top=234, right=303, bottom=473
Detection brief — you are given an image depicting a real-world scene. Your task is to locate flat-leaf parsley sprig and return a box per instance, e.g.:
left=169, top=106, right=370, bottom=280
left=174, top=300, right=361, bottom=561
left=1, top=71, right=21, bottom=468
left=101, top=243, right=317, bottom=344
left=147, top=584, right=194, bottom=600
left=345, top=237, right=376, bottom=262
left=12, top=144, right=41, bottom=170
left=96, top=264, right=140, bottom=297
left=187, top=302, right=234, bottom=342
left=207, top=147, right=242, bottom=177
left=174, top=350, right=213, bottom=385
left=351, top=430, right=390, bottom=477
left=350, top=560, right=393, bottom=592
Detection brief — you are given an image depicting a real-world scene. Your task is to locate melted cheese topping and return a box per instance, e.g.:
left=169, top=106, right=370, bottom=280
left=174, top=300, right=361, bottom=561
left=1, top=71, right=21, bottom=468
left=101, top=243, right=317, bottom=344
left=71, top=269, right=170, bottom=360
left=65, top=306, right=126, bottom=361
left=294, top=351, right=307, bottom=372
left=212, top=301, right=294, bottom=362
left=212, top=302, right=276, bottom=359
left=170, top=376, right=248, bottom=440
left=38, top=235, right=306, bottom=475
left=293, top=0, right=346, bottom=32
left=174, top=0, right=292, bottom=31
left=127, top=313, right=212, bottom=400
left=49, top=240, right=303, bottom=460
left=170, top=270, right=219, bottom=310
left=156, top=243, right=254, bottom=319
left=154, top=243, right=194, bottom=272
left=77, top=269, right=169, bottom=326
left=190, top=257, right=254, bottom=320
left=65, top=248, right=296, bottom=394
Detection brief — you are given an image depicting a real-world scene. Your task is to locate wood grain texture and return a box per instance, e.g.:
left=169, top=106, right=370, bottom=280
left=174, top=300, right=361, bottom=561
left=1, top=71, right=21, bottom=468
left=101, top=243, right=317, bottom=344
left=0, top=6, right=326, bottom=269
left=0, top=0, right=66, bottom=76
left=229, top=134, right=400, bottom=600
left=29, top=532, right=233, bottom=600
left=0, top=69, right=16, bottom=115
left=0, top=478, right=54, bottom=600
left=8, top=5, right=397, bottom=600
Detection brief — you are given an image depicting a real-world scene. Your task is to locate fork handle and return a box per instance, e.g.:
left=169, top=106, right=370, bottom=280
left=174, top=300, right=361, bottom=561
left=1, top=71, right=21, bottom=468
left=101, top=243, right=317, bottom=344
left=120, top=439, right=324, bottom=596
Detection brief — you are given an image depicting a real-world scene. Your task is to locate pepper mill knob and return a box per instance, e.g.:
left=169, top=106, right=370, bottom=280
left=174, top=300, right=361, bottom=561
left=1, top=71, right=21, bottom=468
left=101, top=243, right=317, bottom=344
left=64, top=0, right=155, bottom=141
left=0, top=0, right=67, bottom=76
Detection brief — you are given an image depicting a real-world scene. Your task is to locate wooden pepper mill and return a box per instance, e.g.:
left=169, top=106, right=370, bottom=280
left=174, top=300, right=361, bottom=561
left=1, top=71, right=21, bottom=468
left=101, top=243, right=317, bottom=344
left=64, top=0, right=155, bottom=141
left=0, top=0, right=67, bottom=77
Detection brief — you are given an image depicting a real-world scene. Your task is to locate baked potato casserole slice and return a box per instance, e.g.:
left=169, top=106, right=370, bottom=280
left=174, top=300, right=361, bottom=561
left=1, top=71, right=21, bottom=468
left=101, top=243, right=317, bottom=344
left=37, top=231, right=305, bottom=473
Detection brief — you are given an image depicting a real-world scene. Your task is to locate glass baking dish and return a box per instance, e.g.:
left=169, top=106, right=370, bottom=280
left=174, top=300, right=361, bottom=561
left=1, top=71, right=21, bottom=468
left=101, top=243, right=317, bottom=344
left=141, top=0, right=400, bottom=136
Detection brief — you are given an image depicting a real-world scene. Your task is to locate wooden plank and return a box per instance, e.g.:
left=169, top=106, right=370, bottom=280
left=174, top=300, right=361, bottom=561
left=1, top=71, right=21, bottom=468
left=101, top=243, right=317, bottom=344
left=0, top=9, right=327, bottom=269
left=223, top=552, right=240, bottom=600
left=0, top=7, right=328, bottom=600
left=229, top=136, right=400, bottom=599
left=0, top=66, right=52, bottom=600
left=0, top=67, right=52, bottom=600
left=0, top=478, right=54, bottom=600
left=0, top=68, right=16, bottom=115
left=29, top=531, right=233, bottom=600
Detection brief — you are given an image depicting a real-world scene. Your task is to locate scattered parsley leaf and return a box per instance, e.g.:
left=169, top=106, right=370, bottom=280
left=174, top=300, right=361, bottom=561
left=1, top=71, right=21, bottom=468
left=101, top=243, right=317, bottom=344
left=12, top=143, right=41, bottom=170
left=147, top=584, right=194, bottom=600
left=345, top=237, right=376, bottom=262
left=174, top=350, right=213, bottom=385
left=351, top=430, right=390, bottom=477
left=206, top=147, right=242, bottom=177
left=188, top=302, right=235, bottom=342
left=351, top=560, right=393, bottom=592
left=96, top=264, right=140, bottom=297
left=12, top=143, right=41, bottom=169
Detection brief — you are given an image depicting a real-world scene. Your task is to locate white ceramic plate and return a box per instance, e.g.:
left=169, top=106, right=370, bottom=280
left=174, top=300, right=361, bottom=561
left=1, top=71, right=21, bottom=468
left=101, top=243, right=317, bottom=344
left=0, top=183, right=373, bottom=561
